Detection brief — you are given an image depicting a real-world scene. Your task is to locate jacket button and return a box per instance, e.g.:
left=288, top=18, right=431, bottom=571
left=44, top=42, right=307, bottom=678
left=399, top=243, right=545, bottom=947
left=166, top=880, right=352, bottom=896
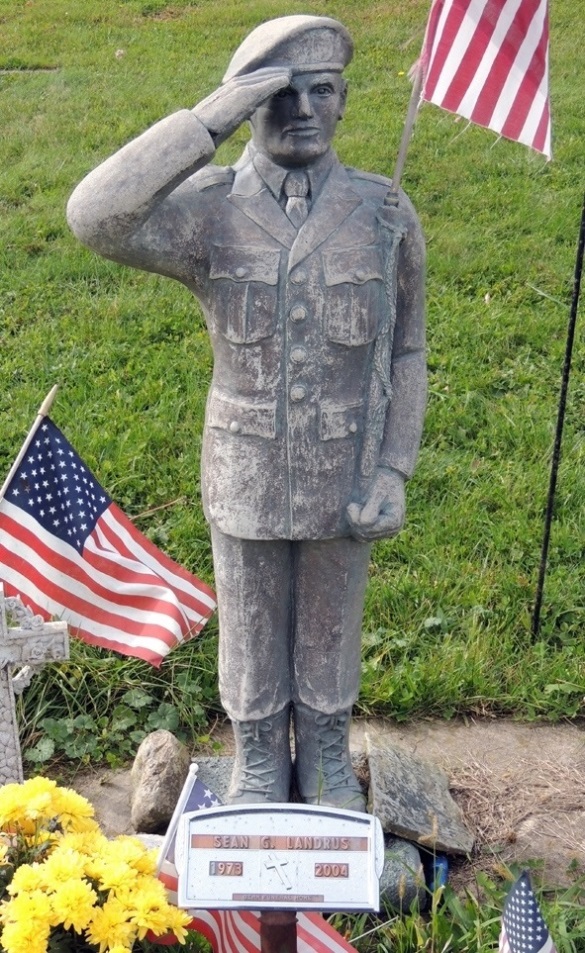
left=349, top=422, right=358, bottom=433
left=290, top=269, right=307, bottom=285
left=290, top=346, right=307, bottom=364
left=290, top=305, right=307, bottom=322
left=235, top=267, right=246, bottom=278
left=290, top=385, right=306, bottom=402
left=355, top=269, right=367, bottom=282
left=229, top=420, right=241, bottom=433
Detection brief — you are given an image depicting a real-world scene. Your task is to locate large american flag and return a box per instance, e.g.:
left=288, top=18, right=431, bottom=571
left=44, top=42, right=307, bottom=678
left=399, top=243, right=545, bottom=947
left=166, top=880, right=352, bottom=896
left=0, top=416, right=216, bottom=666
left=419, top=0, right=551, bottom=158
left=499, top=871, right=557, bottom=953
left=156, top=769, right=356, bottom=953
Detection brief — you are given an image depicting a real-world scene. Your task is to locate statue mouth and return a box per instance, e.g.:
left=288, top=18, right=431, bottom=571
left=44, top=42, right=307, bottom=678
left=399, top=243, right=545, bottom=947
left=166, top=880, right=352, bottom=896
left=283, top=126, right=320, bottom=137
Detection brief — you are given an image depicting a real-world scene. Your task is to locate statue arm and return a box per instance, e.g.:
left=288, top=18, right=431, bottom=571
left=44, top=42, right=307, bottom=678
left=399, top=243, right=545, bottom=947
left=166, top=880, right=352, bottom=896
left=66, top=68, right=291, bottom=277
left=66, top=110, right=217, bottom=275
left=347, top=191, right=426, bottom=542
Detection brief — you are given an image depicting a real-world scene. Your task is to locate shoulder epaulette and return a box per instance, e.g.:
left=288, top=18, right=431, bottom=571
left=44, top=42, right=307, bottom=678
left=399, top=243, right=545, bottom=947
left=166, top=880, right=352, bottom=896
left=346, top=167, right=393, bottom=189
left=193, top=165, right=234, bottom=191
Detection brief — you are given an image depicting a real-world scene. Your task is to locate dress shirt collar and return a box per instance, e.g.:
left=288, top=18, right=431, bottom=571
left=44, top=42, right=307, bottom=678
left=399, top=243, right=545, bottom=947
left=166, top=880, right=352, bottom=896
left=249, top=145, right=336, bottom=202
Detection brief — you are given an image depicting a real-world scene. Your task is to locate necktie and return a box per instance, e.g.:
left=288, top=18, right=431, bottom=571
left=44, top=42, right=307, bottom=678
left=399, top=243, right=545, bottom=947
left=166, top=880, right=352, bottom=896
left=283, top=171, right=310, bottom=229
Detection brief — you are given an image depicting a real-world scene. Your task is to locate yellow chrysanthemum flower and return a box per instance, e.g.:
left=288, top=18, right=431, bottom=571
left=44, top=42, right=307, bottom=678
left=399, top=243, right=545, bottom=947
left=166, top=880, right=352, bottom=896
left=89, top=857, right=139, bottom=894
left=0, top=915, right=50, bottom=953
left=7, top=861, right=46, bottom=895
left=0, top=784, right=29, bottom=827
left=53, top=787, right=97, bottom=832
left=0, top=888, right=54, bottom=926
left=85, top=896, right=136, bottom=952
left=125, top=878, right=176, bottom=939
left=59, top=829, right=103, bottom=857
left=42, top=845, right=87, bottom=885
left=106, top=836, right=158, bottom=875
left=51, top=877, right=98, bottom=932
left=163, top=906, right=193, bottom=943
left=19, top=778, right=59, bottom=825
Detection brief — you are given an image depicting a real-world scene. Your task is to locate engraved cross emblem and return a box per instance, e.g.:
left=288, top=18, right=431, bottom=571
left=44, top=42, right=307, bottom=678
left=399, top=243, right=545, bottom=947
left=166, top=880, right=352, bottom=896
left=0, top=585, right=69, bottom=785
left=264, top=852, right=292, bottom=890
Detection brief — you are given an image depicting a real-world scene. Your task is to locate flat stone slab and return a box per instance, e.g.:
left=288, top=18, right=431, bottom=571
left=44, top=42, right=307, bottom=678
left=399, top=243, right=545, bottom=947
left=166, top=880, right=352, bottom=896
left=366, top=733, right=473, bottom=855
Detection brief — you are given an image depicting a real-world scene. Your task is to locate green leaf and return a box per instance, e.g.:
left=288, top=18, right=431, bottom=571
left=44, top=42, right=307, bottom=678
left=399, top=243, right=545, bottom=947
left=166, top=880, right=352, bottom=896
left=24, top=737, right=55, bottom=763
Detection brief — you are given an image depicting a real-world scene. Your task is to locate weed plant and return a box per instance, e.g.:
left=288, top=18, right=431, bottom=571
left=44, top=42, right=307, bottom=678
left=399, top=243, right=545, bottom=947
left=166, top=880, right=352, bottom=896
left=329, top=865, right=585, bottom=952
left=1, top=0, right=584, bottom=766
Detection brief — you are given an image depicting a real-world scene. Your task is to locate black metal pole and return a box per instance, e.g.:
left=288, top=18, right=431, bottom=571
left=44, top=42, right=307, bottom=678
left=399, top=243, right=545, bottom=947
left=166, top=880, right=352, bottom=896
left=532, top=192, right=585, bottom=638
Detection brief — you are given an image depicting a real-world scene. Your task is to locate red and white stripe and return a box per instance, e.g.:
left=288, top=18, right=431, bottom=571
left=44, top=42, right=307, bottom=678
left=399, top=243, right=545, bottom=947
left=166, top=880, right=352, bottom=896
left=420, top=0, right=551, bottom=158
left=0, top=499, right=215, bottom=666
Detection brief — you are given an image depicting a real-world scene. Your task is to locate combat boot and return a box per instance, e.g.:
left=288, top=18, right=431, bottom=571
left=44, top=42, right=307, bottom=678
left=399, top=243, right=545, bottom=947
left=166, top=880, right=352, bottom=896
left=227, top=706, right=292, bottom=804
left=293, top=702, right=366, bottom=812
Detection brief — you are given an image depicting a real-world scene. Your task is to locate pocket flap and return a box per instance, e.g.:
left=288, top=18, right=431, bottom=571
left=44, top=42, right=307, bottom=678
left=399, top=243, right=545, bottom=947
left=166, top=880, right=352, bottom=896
left=210, top=245, right=281, bottom=285
left=207, top=392, right=277, bottom=439
left=323, top=245, right=384, bottom=287
left=320, top=402, right=363, bottom=441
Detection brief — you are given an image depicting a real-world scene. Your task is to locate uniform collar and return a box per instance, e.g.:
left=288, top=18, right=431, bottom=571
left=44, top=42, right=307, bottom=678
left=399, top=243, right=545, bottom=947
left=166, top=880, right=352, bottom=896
left=249, top=145, right=336, bottom=202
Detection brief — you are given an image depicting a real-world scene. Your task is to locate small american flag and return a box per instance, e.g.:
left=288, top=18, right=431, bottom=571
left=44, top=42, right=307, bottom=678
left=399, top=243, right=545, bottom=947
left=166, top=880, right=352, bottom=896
left=0, top=416, right=216, bottom=666
left=419, top=0, right=551, bottom=158
left=499, top=871, right=557, bottom=953
left=156, top=767, right=357, bottom=953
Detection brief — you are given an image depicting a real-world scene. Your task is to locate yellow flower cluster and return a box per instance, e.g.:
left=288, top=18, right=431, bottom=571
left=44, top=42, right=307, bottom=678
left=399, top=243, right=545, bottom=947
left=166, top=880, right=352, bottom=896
left=0, top=777, right=192, bottom=953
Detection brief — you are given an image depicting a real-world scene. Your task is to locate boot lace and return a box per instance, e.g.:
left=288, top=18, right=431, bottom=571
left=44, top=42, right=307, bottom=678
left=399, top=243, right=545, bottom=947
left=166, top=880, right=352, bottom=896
left=313, top=711, right=357, bottom=789
left=238, top=718, right=279, bottom=794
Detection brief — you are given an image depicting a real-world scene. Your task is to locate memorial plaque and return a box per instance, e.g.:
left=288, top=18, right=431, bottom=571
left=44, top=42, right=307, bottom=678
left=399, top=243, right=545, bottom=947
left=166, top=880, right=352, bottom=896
left=176, top=803, right=384, bottom=912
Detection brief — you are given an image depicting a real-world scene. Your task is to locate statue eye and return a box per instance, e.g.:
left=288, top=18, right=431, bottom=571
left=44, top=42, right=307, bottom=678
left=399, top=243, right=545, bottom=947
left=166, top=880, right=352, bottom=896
left=275, top=87, right=292, bottom=99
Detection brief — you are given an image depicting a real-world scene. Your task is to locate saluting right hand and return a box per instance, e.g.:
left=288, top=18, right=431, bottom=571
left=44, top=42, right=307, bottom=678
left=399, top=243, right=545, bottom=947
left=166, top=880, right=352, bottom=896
left=193, top=67, right=291, bottom=146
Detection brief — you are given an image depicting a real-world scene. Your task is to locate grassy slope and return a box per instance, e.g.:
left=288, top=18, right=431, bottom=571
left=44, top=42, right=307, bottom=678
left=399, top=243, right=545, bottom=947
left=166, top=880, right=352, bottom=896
left=1, top=0, right=584, bottom=733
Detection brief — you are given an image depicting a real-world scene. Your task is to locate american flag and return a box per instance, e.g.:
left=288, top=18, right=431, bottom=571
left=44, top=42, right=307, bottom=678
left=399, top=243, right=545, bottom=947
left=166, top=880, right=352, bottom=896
left=499, top=871, right=557, bottom=953
left=156, top=767, right=356, bottom=953
left=0, top=416, right=216, bottom=666
left=419, top=0, right=551, bottom=158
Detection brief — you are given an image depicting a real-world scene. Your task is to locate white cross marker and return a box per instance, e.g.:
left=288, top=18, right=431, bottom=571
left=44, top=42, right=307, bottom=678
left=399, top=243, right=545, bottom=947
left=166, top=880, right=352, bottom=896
left=0, top=585, right=69, bottom=784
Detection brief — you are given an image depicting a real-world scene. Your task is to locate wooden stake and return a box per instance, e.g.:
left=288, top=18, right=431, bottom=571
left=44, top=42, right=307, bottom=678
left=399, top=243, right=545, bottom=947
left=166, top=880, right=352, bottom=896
left=0, top=385, right=59, bottom=503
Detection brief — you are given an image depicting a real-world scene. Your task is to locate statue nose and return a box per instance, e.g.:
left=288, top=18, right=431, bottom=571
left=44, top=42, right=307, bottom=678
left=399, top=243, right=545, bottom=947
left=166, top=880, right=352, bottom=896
left=292, top=91, right=313, bottom=118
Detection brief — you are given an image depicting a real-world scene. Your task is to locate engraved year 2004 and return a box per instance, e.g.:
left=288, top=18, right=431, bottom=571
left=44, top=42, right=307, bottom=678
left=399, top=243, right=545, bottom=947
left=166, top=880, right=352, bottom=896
left=314, top=863, right=349, bottom=878
left=209, top=861, right=244, bottom=877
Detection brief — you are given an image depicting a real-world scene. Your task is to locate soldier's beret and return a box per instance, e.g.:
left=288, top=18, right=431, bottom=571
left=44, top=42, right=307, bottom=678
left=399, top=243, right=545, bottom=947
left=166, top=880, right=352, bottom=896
left=223, top=15, right=353, bottom=83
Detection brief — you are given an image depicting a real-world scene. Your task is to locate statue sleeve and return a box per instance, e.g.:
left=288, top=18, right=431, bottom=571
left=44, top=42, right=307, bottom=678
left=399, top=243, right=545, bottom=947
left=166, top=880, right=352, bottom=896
left=66, top=110, right=216, bottom=281
left=378, top=190, right=427, bottom=479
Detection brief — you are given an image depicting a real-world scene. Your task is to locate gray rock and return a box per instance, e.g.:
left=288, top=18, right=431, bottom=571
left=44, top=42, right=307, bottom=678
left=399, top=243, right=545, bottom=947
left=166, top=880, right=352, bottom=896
left=366, top=733, right=473, bottom=855
left=131, top=730, right=191, bottom=832
left=380, top=838, right=426, bottom=911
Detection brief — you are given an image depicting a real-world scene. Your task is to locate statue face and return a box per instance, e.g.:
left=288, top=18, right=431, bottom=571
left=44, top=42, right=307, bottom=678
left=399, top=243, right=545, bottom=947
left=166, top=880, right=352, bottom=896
left=249, top=71, right=347, bottom=168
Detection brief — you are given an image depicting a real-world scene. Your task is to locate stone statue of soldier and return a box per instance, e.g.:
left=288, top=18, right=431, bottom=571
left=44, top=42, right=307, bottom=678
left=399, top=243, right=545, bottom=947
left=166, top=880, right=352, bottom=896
left=67, top=15, right=426, bottom=812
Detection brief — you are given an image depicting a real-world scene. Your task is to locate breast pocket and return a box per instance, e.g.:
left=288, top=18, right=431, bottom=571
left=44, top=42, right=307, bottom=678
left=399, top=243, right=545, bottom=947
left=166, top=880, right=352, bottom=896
left=322, top=245, right=384, bottom=345
left=209, top=245, right=281, bottom=344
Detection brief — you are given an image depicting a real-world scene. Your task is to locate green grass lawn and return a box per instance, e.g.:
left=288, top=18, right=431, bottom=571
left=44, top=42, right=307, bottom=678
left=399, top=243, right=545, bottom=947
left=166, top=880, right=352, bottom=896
left=1, top=0, right=584, bottom=755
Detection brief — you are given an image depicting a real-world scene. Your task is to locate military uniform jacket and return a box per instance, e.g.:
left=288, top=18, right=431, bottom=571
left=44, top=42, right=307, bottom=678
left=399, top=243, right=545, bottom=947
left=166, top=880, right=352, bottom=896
left=67, top=110, right=426, bottom=541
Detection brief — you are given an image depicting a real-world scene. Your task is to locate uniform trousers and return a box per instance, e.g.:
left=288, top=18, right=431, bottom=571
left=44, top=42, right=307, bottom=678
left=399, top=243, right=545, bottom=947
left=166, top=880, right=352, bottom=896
left=211, top=526, right=372, bottom=722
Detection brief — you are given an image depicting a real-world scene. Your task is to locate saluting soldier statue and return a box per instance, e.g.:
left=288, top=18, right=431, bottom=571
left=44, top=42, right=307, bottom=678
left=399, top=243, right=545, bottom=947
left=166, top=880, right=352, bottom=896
left=67, top=15, right=426, bottom=812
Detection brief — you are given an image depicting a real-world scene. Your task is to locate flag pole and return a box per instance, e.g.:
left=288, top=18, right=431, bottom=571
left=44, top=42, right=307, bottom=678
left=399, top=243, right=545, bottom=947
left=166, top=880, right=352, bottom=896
left=0, top=385, right=59, bottom=503
left=532, top=192, right=585, bottom=638
left=392, top=63, right=423, bottom=192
